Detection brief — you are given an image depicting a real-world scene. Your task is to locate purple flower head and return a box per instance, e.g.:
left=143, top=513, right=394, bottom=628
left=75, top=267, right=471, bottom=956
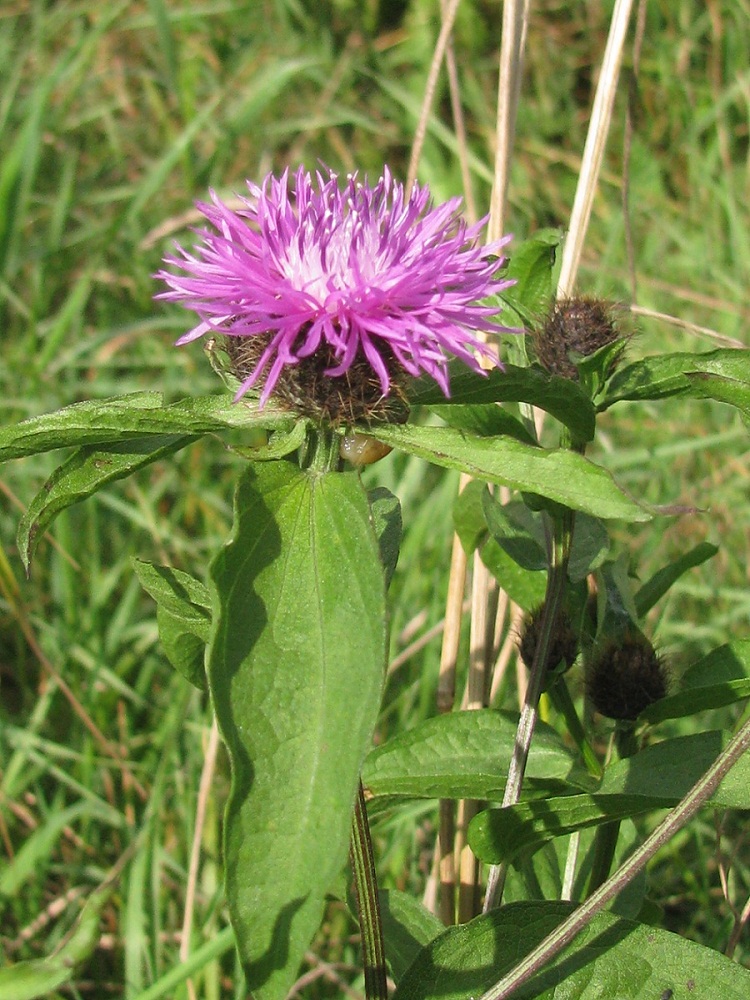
left=156, top=166, right=515, bottom=422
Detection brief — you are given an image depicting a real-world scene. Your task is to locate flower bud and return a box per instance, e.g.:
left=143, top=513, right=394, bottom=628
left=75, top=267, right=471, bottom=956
left=534, top=296, right=625, bottom=381
left=587, top=631, right=669, bottom=720
left=518, top=604, right=578, bottom=675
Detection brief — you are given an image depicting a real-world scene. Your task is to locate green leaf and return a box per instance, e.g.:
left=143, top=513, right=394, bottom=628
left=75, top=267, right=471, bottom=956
left=365, top=422, right=647, bottom=522
left=368, top=487, right=402, bottom=589
left=469, top=793, right=664, bottom=866
left=452, top=479, right=489, bottom=555
left=502, top=822, right=646, bottom=920
left=18, top=436, right=196, bottom=570
left=429, top=403, right=537, bottom=444
left=208, top=461, right=386, bottom=1000
left=231, top=419, right=308, bottom=460
left=711, top=747, right=750, bottom=810
left=634, top=541, right=719, bottom=618
left=568, top=514, right=610, bottom=582
left=480, top=538, right=547, bottom=611
left=392, top=900, right=750, bottom=1000
left=686, top=367, right=750, bottom=419
left=362, top=710, right=579, bottom=801
left=409, top=363, right=595, bottom=443
left=600, top=348, right=750, bottom=416
left=640, top=641, right=750, bottom=724
left=0, top=392, right=295, bottom=461
left=132, top=560, right=211, bottom=689
left=469, top=731, right=728, bottom=865
left=482, top=494, right=546, bottom=570
left=500, top=228, right=562, bottom=324
left=379, top=890, right=444, bottom=984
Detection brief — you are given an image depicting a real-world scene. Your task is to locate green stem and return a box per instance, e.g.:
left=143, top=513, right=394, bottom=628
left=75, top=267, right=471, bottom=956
left=350, top=781, right=388, bottom=1000
left=585, top=820, right=620, bottom=896
left=478, top=714, right=750, bottom=1000
left=483, top=507, right=574, bottom=912
left=586, top=722, right=638, bottom=894
left=301, top=426, right=341, bottom=473
left=548, top=677, right=603, bottom=780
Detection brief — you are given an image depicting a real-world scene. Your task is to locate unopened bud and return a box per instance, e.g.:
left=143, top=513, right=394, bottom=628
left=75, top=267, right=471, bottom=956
left=587, top=632, right=669, bottom=720
left=535, top=296, right=625, bottom=380
left=519, top=604, right=578, bottom=675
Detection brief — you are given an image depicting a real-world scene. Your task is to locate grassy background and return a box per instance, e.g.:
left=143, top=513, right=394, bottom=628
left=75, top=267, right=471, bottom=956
left=1, top=0, right=749, bottom=996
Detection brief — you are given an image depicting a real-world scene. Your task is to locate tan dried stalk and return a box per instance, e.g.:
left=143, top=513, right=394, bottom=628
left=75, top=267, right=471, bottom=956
left=483, top=0, right=638, bottom=912
left=180, top=717, right=221, bottom=1000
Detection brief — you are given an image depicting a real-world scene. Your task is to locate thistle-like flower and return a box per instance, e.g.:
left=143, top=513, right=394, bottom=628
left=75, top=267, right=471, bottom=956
left=156, top=166, right=514, bottom=423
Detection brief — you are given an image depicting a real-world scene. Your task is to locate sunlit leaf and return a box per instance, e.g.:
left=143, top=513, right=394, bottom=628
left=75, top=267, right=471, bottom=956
left=132, top=560, right=211, bottom=689
left=363, top=710, right=580, bottom=801
left=365, top=423, right=648, bottom=522
left=409, top=363, right=595, bottom=442
left=208, top=461, right=386, bottom=1000
left=392, top=901, right=750, bottom=1000
left=601, top=348, right=750, bottom=417
left=19, top=436, right=195, bottom=570
left=0, top=392, right=295, bottom=461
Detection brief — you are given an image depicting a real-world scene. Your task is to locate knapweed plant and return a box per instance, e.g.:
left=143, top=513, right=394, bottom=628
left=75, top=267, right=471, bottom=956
left=2, top=166, right=750, bottom=1000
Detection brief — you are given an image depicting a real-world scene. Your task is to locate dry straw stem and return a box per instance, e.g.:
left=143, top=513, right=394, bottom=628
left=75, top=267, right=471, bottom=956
left=556, top=0, right=636, bottom=298
left=487, top=0, right=529, bottom=242
left=405, top=0, right=463, bottom=193
left=436, top=0, right=530, bottom=923
left=483, top=0, right=636, bottom=913
left=441, top=0, right=477, bottom=224
left=423, top=0, right=499, bottom=917
left=629, top=305, right=745, bottom=349
left=180, top=717, right=220, bottom=1000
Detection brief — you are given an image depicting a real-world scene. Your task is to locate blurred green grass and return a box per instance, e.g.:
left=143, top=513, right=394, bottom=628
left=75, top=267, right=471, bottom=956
left=1, top=0, right=749, bottom=994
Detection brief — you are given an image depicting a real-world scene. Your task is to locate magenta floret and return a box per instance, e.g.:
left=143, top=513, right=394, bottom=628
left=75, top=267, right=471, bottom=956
left=157, top=166, right=515, bottom=406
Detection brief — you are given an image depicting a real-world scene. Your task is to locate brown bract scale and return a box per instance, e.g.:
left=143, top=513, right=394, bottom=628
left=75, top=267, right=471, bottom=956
left=534, top=296, right=626, bottom=381
left=225, top=333, right=410, bottom=427
left=519, top=604, right=578, bottom=673
left=587, top=632, right=669, bottom=721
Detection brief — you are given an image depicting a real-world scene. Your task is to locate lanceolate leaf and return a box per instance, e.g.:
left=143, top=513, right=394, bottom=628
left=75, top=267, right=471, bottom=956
left=640, top=640, right=750, bottom=724
left=469, top=792, right=668, bottom=866
left=481, top=495, right=546, bottom=571
left=379, top=890, right=444, bottom=983
left=409, top=363, right=595, bottom=442
left=634, top=541, right=718, bottom=617
left=499, top=228, right=561, bottom=323
left=365, top=423, right=648, bottom=522
left=368, top=487, right=402, bottom=589
left=132, top=560, right=211, bottom=689
left=0, top=392, right=295, bottom=461
left=208, top=461, right=386, bottom=1000
left=429, top=402, right=537, bottom=444
left=453, top=478, right=489, bottom=555
left=468, top=731, right=737, bottom=865
left=362, top=710, right=579, bottom=801
left=392, top=901, right=750, bottom=1000
left=481, top=538, right=547, bottom=611
left=18, top=436, right=196, bottom=570
left=600, top=348, right=750, bottom=415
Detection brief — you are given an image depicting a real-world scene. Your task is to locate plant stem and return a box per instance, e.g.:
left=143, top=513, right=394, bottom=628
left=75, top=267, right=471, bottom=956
left=350, top=781, right=388, bottom=1000
left=477, top=714, right=750, bottom=1000
left=548, top=677, right=603, bottom=780
left=586, top=722, right=638, bottom=894
left=483, top=507, right=574, bottom=911
left=302, top=426, right=341, bottom=473
left=585, top=820, right=620, bottom=896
